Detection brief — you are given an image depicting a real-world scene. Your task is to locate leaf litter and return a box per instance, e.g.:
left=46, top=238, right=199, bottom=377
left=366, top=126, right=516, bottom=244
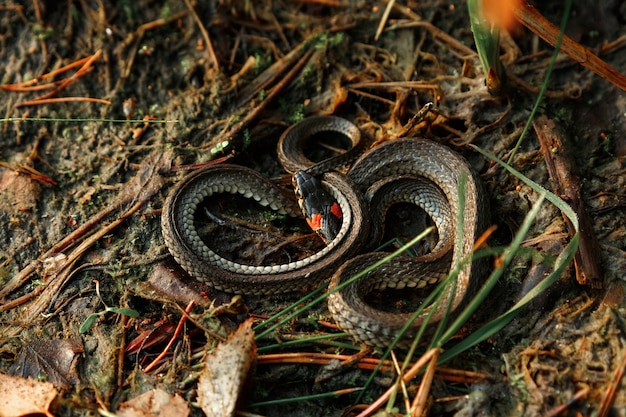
left=0, top=1, right=625, bottom=416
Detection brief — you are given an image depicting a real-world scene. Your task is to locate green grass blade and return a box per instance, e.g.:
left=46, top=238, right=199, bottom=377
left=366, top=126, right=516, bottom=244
left=440, top=233, right=578, bottom=362
left=473, top=146, right=579, bottom=229
left=506, top=0, right=573, bottom=163
left=438, top=146, right=579, bottom=362
left=252, top=284, right=327, bottom=333
left=254, top=227, right=434, bottom=341
left=467, top=0, right=505, bottom=92
left=0, top=117, right=176, bottom=124
left=256, top=332, right=354, bottom=353
left=249, top=387, right=363, bottom=408
left=357, top=174, right=469, bottom=403
left=436, top=191, right=544, bottom=346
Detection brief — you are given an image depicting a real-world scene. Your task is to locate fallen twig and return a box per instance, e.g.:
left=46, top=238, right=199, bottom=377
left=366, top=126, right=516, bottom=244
left=183, top=0, right=219, bottom=71
left=533, top=114, right=602, bottom=288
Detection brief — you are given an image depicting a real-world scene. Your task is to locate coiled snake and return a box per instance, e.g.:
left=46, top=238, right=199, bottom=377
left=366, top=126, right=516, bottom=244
left=161, top=116, right=487, bottom=347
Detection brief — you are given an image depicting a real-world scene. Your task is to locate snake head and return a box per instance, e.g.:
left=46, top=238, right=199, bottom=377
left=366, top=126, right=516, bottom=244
left=293, top=171, right=342, bottom=244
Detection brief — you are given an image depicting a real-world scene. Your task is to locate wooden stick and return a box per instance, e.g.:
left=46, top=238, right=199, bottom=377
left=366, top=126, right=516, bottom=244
left=533, top=115, right=602, bottom=288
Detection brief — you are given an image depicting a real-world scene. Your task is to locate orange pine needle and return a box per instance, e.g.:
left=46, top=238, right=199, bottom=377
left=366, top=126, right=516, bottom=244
left=32, top=49, right=101, bottom=101
left=4, top=50, right=108, bottom=108
left=0, top=55, right=92, bottom=90
left=513, top=1, right=626, bottom=92
left=474, top=224, right=497, bottom=251
left=143, top=300, right=195, bottom=373
left=15, top=97, right=111, bottom=108
left=2, top=80, right=63, bottom=92
left=2, top=68, right=95, bottom=92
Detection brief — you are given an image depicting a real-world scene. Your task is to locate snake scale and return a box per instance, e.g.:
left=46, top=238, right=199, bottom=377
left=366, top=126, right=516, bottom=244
left=161, top=116, right=488, bottom=347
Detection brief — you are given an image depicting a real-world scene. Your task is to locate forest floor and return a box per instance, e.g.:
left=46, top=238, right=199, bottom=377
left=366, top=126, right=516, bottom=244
left=0, top=1, right=625, bottom=416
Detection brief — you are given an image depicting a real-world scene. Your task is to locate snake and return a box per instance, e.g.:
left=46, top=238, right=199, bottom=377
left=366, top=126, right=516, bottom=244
left=161, top=115, right=487, bottom=347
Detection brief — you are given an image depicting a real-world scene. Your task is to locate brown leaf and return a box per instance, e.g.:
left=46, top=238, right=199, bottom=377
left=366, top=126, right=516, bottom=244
left=197, top=318, right=256, bottom=417
left=0, top=167, right=41, bottom=214
left=116, top=389, right=189, bottom=417
left=0, top=373, right=57, bottom=417
left=9, top=339, right=83, bottom=391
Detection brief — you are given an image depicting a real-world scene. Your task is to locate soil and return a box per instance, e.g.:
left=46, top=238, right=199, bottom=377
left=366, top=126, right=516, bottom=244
left=0, top=1, right=625, bottom=416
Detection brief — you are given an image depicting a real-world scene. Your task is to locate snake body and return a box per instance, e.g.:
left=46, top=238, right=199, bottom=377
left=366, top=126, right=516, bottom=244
left=161, top=164, right=369, bottom=295
left=161, top=116, right=487, bottom=347
left=329, top=137, right=487, bottom=348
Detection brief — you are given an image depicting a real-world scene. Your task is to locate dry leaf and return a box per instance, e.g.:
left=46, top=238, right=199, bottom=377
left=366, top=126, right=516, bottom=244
left=9, top=339, right=83, bottom=390
left=116, top=389, right=189, bottom=417
left=197, top=318, right=256, bottom=417
left=0, top=167, right=40, bottom=214
left=0, top=373, right=57, bottom=417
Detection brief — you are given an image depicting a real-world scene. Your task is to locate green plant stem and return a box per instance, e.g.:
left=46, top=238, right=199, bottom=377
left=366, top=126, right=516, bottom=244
left=507, top=0, right=573, bottom=164
left=438, top=145, right=580, bottom=362
left=0, top=117, right=176, bottom=123
left=249, top=387, right=362, bottom=408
